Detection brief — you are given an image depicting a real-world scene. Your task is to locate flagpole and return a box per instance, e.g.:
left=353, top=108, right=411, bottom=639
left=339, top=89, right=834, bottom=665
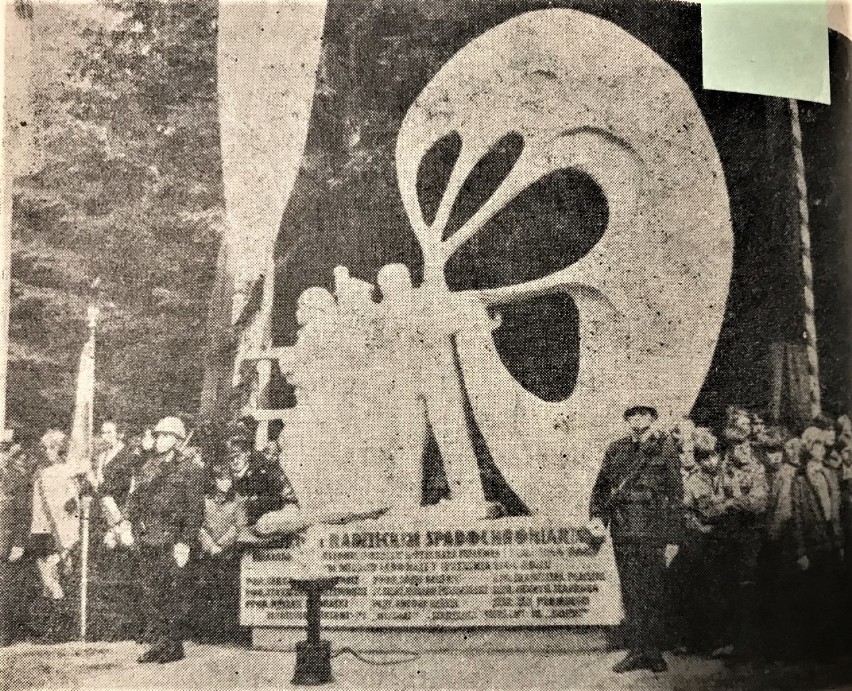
left=79, top=288, right=100, bottom=641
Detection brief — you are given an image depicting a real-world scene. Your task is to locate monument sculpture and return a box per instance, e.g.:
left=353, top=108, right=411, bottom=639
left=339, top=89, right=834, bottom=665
left=241, top=8, right=733, bottom=644
left=274, top=262, right=503, bottom=519
left=265, top=7, right=732, bottom=521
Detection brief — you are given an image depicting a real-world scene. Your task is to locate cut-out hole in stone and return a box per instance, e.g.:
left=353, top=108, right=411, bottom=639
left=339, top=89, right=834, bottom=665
left=441, top=131, right=524, bottom=241
left=445, top=168, right=609, bottom=291
left=416, top=131, right=462, bottom=227
left=490, top=293, right=580, bottom=403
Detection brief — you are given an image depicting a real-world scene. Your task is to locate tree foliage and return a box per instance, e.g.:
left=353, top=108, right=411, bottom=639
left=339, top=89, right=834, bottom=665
left=9, top=0, right=223, bottom=441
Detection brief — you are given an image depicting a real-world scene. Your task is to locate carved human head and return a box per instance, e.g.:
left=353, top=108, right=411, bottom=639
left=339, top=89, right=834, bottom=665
left=296, top=287, right=336, bottom=326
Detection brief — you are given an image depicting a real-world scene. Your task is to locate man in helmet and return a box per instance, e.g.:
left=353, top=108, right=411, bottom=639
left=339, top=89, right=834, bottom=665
left=588, top=402, right=683, bottom=674
left=100, top=416, right=204, bottom=663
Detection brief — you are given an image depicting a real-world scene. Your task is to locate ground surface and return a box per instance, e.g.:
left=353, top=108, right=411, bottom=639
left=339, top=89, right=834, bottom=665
left=2, top=642, right=852, bottom=690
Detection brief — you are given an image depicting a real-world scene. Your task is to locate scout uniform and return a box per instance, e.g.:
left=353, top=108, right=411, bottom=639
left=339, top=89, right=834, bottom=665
left=589, top=405, right=683, bottom=672
left=681, top=432, right=730, bottom=651
left=717, top=429, right=768, bottom=658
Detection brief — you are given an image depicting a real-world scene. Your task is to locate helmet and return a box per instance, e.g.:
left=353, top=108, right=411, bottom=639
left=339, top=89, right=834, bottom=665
left=153, top=416, right=186, bottom=440
left=623, top=404, right=658, bottom=420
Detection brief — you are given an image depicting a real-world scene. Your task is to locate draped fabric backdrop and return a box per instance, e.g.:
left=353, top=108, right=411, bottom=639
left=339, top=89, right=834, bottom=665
left=206, top=0, right=851, bottom=436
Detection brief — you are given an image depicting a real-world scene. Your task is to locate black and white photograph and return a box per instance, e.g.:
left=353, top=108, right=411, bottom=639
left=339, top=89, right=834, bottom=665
left=1, top=0, right=851, bottom=688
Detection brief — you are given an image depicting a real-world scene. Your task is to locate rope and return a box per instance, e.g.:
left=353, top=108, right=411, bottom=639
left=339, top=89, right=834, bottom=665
left=789, top=98, right=821, bottom=419
left=331, top=646, right=420, bottom=666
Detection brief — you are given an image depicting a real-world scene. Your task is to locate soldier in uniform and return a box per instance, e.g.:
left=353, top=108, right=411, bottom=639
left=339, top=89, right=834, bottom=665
left=588, top=403, right=683, bottom=673
left=100, top=416, right=204, bottom=663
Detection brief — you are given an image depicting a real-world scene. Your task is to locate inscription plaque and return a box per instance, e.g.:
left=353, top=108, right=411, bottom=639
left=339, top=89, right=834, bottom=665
left=240, top=517, right=622, bottom=628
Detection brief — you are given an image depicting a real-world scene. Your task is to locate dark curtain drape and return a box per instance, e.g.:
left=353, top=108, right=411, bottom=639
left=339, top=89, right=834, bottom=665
left=768, top=341, right=813, bottom=433
left=200, top=1, right=851, bottom=433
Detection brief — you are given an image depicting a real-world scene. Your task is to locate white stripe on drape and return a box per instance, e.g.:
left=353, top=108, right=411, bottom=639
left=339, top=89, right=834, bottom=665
left=217, top=0, right=328, bottom=317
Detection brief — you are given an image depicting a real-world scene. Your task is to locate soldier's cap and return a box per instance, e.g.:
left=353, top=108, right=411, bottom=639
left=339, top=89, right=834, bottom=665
left=757, top=426, right=788, bottom=451
left=226, top=432, right=253, bottom=449
left=623, top=404, right=658, bottom=420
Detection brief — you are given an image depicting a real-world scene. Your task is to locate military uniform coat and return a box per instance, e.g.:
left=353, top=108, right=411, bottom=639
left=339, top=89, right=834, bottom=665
left=101, top=449, right=205, bottom=648
left=589, top=432, right=684, bottom=546
left=589, top=431, right=683, bottom=658
left=122, top=451, right=205, bottom=547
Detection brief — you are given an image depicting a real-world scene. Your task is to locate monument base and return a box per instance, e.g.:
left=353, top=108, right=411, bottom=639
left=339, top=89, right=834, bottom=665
left=241, top=516, right=623, bottom=653
left=253, top=626, right=616, bottom=653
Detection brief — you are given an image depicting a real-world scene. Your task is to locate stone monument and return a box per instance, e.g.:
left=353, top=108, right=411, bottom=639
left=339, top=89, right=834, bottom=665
left=240, top=8, right=732, bottom=651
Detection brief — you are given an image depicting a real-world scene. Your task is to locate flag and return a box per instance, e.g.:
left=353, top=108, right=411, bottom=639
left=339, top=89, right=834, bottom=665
left=66, top=332, right=96, bottom=478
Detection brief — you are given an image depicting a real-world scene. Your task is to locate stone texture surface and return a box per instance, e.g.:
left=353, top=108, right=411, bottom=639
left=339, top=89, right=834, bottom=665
left=279, top=9, right=732, bottom=519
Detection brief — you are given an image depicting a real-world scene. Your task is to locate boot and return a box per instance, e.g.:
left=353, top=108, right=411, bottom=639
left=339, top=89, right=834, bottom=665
left=138, top=644, right=166, bottom=663
left=157, top=642, right=185, bottom=664
left=612, top=652, right=646, bottom=673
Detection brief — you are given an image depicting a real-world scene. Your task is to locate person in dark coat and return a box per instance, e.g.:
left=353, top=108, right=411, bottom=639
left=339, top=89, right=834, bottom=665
left=669, top=427, right=726, bottom=654
left=86, top=429, right=147, bottom=642
left=716, top=419, right=769, bottom=660
left=589, top=403, right=683, bottom=673
left=0, top=436, right=35, bottom=646
left=771, top=427, right=844, bottom=660
left=193, top=464, right=248, bottom=642
left=101, top=416, right=204, bottom=663
left=227, top=430, right=297, bottom=526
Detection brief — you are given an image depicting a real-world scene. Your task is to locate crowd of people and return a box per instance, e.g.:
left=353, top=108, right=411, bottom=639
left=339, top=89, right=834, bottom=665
left=665, top=408, right=852, bottom=664
left=2, top=405, right=851, bottom=667
left=0, top=416, right=297, bottom=651
left=588, top=403, right=852, bottom=673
